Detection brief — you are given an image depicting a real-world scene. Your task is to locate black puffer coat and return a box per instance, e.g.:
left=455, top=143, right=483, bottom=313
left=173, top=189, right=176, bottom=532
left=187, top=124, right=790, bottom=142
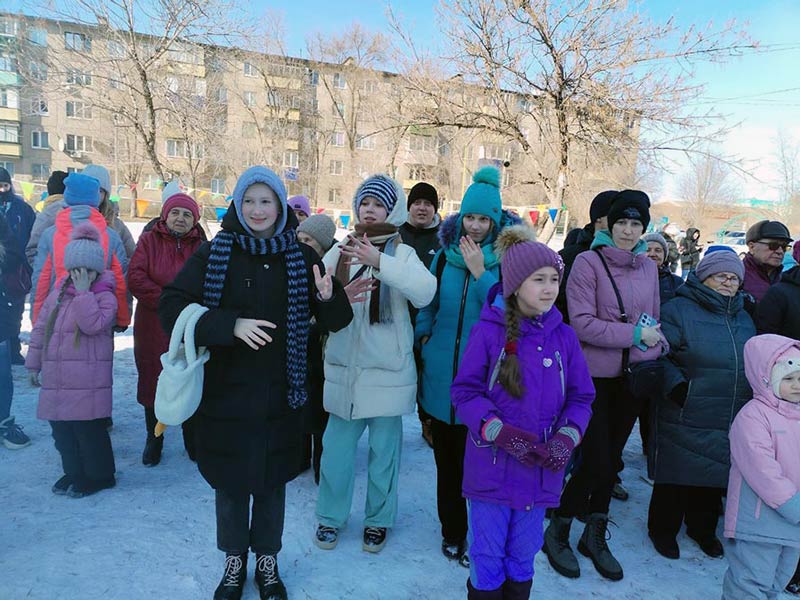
left=158, top=209, right=352, bottom=493
left=651, top=274, right=755, bottom=487
left=755, top=265, right=800, bottom=340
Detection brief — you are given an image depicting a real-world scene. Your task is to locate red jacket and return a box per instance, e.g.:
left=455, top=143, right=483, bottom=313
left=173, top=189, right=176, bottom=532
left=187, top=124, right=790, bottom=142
left=31, top=206, right=129, bottom=328
left=128, top=221, right=204, bottom=407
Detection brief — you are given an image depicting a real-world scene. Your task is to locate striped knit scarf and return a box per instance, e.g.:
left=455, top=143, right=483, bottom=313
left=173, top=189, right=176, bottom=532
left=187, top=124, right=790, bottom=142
left=202, top=229, right=310, bottom=409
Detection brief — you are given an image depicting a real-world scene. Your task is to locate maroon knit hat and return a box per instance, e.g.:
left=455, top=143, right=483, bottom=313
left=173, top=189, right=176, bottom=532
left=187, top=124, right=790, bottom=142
left=495, top=225, right=564, bottom=298
left=161, top=193, right=200, bottom=223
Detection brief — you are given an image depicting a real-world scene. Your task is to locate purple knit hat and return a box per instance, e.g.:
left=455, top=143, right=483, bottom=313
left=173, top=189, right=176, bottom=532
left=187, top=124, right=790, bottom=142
left=288, top=195, right=311, bottom=217
left=495, top=225, right=564, bottom=298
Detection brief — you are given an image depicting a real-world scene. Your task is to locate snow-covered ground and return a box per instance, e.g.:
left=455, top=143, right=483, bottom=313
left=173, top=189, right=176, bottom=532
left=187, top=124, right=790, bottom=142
left=1, top=221, right=784, bottom=599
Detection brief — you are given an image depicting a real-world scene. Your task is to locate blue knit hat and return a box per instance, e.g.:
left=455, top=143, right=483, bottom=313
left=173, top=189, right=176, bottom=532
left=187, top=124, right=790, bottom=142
left=63, top=173, right=101, bottom=207
left=353, top=174, right=400, bottom=216
left=460, top=167, right=502, bottom=228
left=231, top=166, right=288, bottom=237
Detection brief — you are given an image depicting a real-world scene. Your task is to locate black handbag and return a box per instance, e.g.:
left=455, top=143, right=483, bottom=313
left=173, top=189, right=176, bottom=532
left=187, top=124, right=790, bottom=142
left=593, top=249, right=664, bottom=400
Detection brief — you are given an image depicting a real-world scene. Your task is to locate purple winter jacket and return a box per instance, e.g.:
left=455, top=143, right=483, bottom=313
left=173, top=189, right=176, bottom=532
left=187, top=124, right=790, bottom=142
left=26, top=271, right=118, bottom=421
left=566, top=234, right=666, bottom=378
left=451, top=284, right=595, bottom=510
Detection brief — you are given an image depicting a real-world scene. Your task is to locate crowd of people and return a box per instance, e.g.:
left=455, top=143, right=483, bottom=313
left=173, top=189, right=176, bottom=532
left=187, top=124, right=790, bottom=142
left=2, top=161, right=800, bottom=600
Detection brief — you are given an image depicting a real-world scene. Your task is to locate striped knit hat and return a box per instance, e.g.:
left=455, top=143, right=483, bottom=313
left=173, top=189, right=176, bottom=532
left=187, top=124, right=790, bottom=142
left=353, top=174, right=400, bottom=216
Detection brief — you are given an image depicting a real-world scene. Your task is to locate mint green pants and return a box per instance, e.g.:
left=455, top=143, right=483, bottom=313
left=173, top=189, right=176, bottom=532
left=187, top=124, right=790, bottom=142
left=315, top=414, right=403, bottom=529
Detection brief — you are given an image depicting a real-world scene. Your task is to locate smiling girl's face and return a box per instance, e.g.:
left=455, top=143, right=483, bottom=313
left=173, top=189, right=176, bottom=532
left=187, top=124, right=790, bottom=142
left=241, top=183, right=280, bottom=238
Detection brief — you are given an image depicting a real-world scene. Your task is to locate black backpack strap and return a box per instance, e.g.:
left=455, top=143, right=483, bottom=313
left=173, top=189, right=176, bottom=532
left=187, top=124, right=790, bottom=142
left=593, top=248, right=630, bottom=371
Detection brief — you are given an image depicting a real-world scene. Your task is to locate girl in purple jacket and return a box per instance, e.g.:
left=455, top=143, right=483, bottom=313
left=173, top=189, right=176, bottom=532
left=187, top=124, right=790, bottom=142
left=26, top=222, right=118, bottom=498
left=451, top=226, right=594, bottom=600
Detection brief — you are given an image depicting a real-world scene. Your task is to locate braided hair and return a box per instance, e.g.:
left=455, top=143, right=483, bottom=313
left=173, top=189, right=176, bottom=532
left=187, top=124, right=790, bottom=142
left=44, top=277, right=82, bottom=351
left=497, top=294, right=525, bottom=398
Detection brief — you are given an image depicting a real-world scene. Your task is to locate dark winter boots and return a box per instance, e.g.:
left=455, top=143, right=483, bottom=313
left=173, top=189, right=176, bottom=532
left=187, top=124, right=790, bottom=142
left=142, top=434, right=163, bottom=466
left=214, top=554, right=247, bottom=600
left=543, top=515, right=580, bottom=578
left=466, top=579, right=503, bottom=600
left=578, top=513, right=623, bottom=581
left=254, top=554, right=287, bottom=600
left=502, top=579, right=533, bottom=600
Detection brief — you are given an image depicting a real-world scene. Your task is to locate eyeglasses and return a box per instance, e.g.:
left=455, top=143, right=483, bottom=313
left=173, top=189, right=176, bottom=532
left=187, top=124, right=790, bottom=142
left=754, top=240, right=791, bottom=252
left=711, top=274, right=740, bottom=285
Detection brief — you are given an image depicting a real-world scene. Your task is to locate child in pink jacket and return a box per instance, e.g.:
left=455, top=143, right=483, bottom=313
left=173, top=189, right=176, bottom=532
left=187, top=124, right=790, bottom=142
left=26, top=222, right=118, bottom=498
left=722, top=334, right=800, bottom=600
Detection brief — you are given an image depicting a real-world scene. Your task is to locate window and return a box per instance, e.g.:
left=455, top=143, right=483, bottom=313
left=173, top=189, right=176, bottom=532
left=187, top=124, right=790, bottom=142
left=194, top=79, right=206, bottom=97
left=0, top=89, right=18, bottom=109
left=408, top=135, right=435, bottom=152
left=66, top=134, right=91, bottom=152
left=66, top=101, right=92, bottom=119
left=290, top=95, right=302, bottom=109
left=165, top=76, right=179, bottom=93
left=0, top=162, right=14, bottom=177
left=243, top=61, right=256, bottom=77
left=214, top=87, right=228, bottom=103
left=64, top=31, right=91, bottom=52
left=332, top=73, right=346, bottom=89
left=355, top=134, right=375, bottom=150
left=31, top=130, right=49, bottom=149
left=517, top=97, right=532, bottom=113
left=27, top=28, right=47, bottom=46
left=331, top=101, right=344, bottom=117
left=32, top=164, right=50, bottom=181
left=361, top=80, right=377, bottom=94
left=267, top=90, right=281, bottom=108
left=210, top=178, right=225, bottom=194
left=109, top=77, right=122, bottom=90
left=0, top=19, right=18, bottom=37
left=330, top=131, right=345, bottom=147
left=241, top=122, right=257, bottom=138
left=329, top=160, right=343, bottom=176
left=167, top=42, right=199, bottom=65
left=0, top=124, right=19, bottom=143
left=408, top=164, right=428, bottom=181
left=502, top=169, right=513, bottom=188
left=29, top=61, right=47, bottom=81
left=283, top=151, right=298, bottom=168
left=107, top=40, right=126, bottom=58
left=166, top=139, right=202, bottom=158
left=66, top=69, right=92, bottom=86
left=243, top=91, right=256, bottom=107
left=144, top=174, right=160, bottom=190
left=67, top=167, right=82, bottom=174
left=307, top=69, right=319, bottom=85
left=0, top=53, right=16, bottom=73
left=328, top=188, right=340, bottom=204
left=29, top=97, right=48, bottom=115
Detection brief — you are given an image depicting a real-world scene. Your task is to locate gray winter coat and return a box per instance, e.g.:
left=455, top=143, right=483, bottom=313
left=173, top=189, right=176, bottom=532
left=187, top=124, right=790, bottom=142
left=651, top=274, right=755, bottom=487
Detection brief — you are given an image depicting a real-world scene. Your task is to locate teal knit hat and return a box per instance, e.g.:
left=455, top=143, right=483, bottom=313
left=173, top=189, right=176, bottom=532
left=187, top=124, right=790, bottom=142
left=460, top=166, right=502, bottom=228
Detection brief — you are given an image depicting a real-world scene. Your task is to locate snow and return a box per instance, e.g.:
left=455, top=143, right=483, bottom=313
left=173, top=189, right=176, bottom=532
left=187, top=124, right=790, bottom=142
left=1, top=222, right=787, bottom=599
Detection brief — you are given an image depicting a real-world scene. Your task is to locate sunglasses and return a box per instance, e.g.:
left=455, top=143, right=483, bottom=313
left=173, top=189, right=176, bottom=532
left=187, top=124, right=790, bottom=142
left=754, top=240, right=792, bottom=252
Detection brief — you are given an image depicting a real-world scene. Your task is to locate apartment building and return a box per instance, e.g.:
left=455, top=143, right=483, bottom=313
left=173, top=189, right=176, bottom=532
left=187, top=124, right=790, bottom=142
left=0, top=12, right=634, bottom=220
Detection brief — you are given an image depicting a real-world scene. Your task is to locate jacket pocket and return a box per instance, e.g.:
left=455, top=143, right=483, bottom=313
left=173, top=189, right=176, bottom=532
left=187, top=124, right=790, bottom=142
left=462, top=430, right=505, bottom=493
left=540, top=467, right=564, bottom=496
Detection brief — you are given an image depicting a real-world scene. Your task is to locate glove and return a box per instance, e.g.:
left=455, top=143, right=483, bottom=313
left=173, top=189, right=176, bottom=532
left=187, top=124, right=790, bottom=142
left=29, top=371, right=40, bottom=387
left=542, top=430, right=577, bottom=472
left=669, top=382, right=688, bottom=408
left=490, top=421, right=543, bottom=467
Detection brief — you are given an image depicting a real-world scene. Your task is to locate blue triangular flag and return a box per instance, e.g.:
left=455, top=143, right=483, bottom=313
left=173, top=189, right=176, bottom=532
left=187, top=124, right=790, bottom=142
left=340, top=215, right=351, bottom=228
left=548, top=208, right=558, bottom=222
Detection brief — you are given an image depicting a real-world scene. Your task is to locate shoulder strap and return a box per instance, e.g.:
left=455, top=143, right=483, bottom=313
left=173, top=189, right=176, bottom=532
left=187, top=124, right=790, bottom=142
left=434, top=249, right=446, bottom=287
left=593, top=249, right=630, bottom=371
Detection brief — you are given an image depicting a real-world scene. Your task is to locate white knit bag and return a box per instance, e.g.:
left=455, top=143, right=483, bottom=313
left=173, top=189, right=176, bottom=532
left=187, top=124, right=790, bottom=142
left=154, top=303, right=210, bottom=426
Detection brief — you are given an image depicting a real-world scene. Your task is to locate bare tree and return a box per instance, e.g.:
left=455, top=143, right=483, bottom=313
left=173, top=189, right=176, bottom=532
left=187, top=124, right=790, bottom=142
left=774, top=131, right=800, bottom=224
left=391, top=0, right=753, bottom=238
left=678, top=153, right=739, bottom=228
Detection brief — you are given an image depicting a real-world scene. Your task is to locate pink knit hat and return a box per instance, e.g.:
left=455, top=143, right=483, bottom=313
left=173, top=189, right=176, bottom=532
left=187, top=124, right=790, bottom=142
left=495, top=225, right=564, bottom=298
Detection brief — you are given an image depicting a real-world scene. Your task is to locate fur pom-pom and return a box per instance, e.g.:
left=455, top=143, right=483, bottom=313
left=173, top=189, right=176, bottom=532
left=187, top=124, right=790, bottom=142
left=472, top=166, right=501, bottom=189
left=494, top=224, right=537, bottom=262
left=70, top=221, right=102, bottom=243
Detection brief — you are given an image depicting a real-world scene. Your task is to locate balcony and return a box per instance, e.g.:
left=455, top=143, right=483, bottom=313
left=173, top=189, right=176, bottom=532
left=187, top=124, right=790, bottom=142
left=0, top=107, right=20, bottom=122
left=0, top=142, right=21, bottom=157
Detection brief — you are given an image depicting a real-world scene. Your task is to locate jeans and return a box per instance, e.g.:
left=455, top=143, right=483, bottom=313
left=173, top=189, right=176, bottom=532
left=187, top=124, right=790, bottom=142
left=0, top=340, right=12, bottom=421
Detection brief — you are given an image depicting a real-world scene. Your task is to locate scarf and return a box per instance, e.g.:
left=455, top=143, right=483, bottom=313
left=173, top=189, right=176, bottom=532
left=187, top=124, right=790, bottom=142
left=444, top=241, right=500, bottom=271
left=335, top=222, right=400, bottom=324
left=202, top=228, right=310, bottom=410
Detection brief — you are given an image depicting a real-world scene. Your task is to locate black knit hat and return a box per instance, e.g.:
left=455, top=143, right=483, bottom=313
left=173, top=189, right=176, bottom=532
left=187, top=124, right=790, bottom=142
left=407, top=182, right=439, bottom=212
left=47, top=171, right=69, bottom=196
left=589, top=190, right=618, bottom=224
left=607, top=190, right=651, bottom=231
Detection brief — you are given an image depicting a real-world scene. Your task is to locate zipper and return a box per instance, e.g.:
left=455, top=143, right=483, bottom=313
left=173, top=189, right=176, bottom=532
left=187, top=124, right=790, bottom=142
left=725, top=295, right=739, bottom=429
left=450, top=270, right=471, bottom=424
left=555, top=350, right=565, bottom=399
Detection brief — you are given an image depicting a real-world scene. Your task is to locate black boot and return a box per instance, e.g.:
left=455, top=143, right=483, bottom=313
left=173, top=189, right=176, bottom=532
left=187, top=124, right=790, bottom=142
left=578, top=513, right=623, bottom=581
left=142, top=434, right=163, bottom=466
left=503, top=579, right=533, bottom=600
left=254, top=554, right=287, bottom=600
left=214, top=553, right=247, bottom=600
left=466, top=579, right=503, bottom=600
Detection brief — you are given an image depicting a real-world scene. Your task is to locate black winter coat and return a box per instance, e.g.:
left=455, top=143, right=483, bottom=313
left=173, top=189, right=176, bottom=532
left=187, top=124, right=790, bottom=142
left=158, top=209, right=352, bottom=494
left=556, top=223, right=593, bottom=323
left=399, top=219, right=441, bottom=270
left=755, top=265, right=800, bottom=340
left=657, top=264, right=683, bottom=304
left=651, top=275, right=755, bottom=487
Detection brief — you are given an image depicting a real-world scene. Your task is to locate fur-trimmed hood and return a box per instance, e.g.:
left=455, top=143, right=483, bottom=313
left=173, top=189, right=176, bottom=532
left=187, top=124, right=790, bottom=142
left=437, top=209, right=522, bottom=249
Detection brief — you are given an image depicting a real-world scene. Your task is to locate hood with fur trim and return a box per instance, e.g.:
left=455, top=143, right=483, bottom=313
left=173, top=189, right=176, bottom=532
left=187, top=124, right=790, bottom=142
left=437, top=209, right=522, bottom=249
left=745, top=334, right=800, bottom=412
